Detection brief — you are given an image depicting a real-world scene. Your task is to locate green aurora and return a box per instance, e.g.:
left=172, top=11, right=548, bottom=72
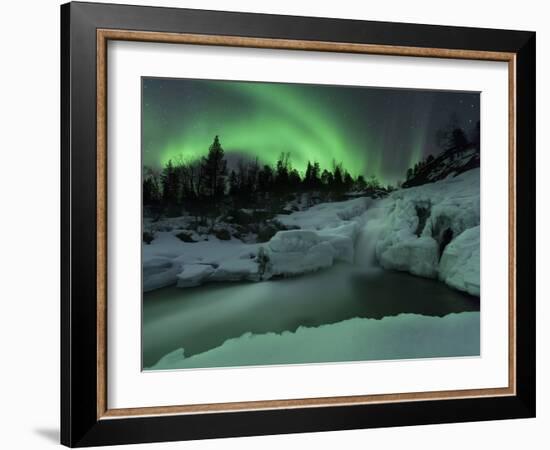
left=142, top=78, right=480, bottom=185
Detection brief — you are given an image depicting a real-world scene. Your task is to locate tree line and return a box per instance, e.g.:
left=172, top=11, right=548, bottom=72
left=143, top=135, right=386, bottom=214
left=405, top=117, right=480, bottom=182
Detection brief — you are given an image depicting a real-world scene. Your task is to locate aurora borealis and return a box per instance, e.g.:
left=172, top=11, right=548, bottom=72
left=142, top=77, right=480, bottom=184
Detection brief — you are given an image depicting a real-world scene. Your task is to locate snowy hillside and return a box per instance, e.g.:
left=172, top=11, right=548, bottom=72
left=402, top=144, right=479, bottom=188
left=143, top=169, right=479, bottom=296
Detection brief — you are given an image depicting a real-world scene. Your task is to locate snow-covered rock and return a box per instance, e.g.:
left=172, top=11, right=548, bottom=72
left=143, top=257, right=182, bottom=292
left=143, top=169, right=480, bottom=296
left=318, top=222, right=359, bottom=263
left=176, top=264, right=215, bottom=288
left=369, top=169, right=480, bottom=295
left=209, top=258, right=260, bottom=282
left=261, top=224, right=360, bottom=278
left=265, top=233, right=335, bottom=278
left=277, top=197, right=370, bottom=230
left=378, top=236, right=439, bottom=278
left=439, top=226, right=480, bottom=296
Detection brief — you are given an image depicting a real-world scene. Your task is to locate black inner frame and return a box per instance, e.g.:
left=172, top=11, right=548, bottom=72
left=61, top=2, right=536, bottom=447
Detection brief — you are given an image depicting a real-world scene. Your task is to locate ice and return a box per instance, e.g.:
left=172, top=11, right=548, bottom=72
left=378, top=236, right=439, bottom=278
left=368, top=169, right=480, bottom=294
left=147, top=311, right=480, bottom=370
left=318, top=222, right=359, bottom=263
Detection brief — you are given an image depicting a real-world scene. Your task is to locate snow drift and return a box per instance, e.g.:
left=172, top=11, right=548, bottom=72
left=147, top=311, right=480, bottom=370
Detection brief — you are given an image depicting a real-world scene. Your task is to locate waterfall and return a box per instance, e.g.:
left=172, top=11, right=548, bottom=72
left=354, top=205, right=386, bottom=269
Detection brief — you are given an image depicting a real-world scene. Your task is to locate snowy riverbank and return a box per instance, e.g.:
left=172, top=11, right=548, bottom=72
left=147, top=311, right=480, bottom=370
left=143, top=169, right=480, bottom=296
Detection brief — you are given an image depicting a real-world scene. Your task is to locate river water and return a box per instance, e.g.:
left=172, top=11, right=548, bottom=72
left=143, top=264, right=479, bottom=368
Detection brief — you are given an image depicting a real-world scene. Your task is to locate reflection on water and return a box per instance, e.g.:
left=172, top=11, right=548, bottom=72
left=142, top=264, right=478, bottom=367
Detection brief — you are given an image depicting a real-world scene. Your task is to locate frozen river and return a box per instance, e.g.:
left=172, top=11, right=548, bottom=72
left=142, top=264, right=479, bottom=369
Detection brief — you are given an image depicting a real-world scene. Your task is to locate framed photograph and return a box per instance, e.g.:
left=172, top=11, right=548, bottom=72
left=61, top=2, right=536, bottom=447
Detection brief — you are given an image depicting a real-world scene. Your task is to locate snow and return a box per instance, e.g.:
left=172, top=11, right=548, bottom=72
left=143, top=233, right=261, bottom=292
left=318, top=222, right=359, bottom=263
left=259, top=207, right=364, bottom=278
left=209, top=258, right=261, bottom=282
left=439, top=226, right=480, bottom=296
left=265, top=235, right=336, bottom=277
left=370, top=169, right=480, bottom=293
left=143, top=257, right=182, bottom=292
left=143, top=197, right=369, bottom=289
left=378, top=236, right=439, bottom=278
left=143, top=169, right=479, bottom=296
left=146, top=311, right=480, bottom=370
left=276, top=197, right=370, bottom=230
left=176, top=264, right=215, bottom=288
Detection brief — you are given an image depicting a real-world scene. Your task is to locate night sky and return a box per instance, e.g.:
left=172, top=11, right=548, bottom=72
left=142, top=77, right=479, bottom=185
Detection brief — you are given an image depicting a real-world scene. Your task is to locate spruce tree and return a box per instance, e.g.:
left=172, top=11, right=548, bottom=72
left=275, top=152, right=290, bottom=191
left=228, top=170, right=238, bottom=196
left=355, top=175, right=367, bottom=191
left=303, top=161, right=313, bottom=189
left=258, top=164, right=274, bottom=192
left=143, top=176, right=160, bottom=205
left=161, top=160, right=179, bottom=205
left=450, top=128, right=468, bottom=149
left=321, top=169, right=333, bottom=188
left=201, top=135, right=227, bottom=198
left=312, top=162, right=321, bottom=189
left=333, top=162, right=344, bottom=192
left=343, top=171, right=354, bottom=191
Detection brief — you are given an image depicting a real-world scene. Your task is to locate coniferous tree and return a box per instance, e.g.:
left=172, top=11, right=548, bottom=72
left=161, top=159, right=179, bottom=205
left=367, top=174, right=381, bottom=190
left=332, top=162, right=344, bottom=192
left=343, top=171, right=354, bottom=191
left=246, top=158, right=260, bottom=194
left=321, top=169, right=333, bottom=188
left=355, top=175, right=367, bottom=191
left=143, top=166, right=161, bottom=206
left=228, top=170, right=239, bottom=196
left=436, top=113, right=469, bottom=151
left=275, top=152, right=290, bottom=191
left=470, top=120, right=480, bottom=148
left=143, top=176, right=161, bottom=205
left=303, top=161, right=313, bottom=189
left=450, top=128, right=468, bottom=149
left=258, top=164, right=274, bottom=192
left=312, top=162, right=321, bottom=189
left=200, top=135, right=227, bottom=198
left=288, top=168, right=301, bottom=190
